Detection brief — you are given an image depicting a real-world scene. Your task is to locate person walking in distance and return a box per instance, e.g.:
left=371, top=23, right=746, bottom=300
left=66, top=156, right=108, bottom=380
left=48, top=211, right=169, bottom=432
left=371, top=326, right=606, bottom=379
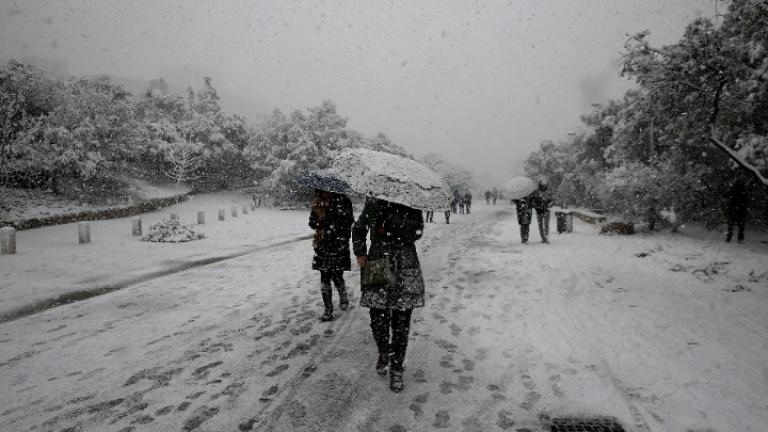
left=309, top=189, right=354, bottom=321
left=492, top=187, right=498, bottom=205
left=512, top=194, right=533, bottom=244
left=725, top=178, right=749, bottom=243
left=353, top=198, right=426, bottom=393
left=484, top=190, right=492, bottom=205
left=529, top=180, right=553, bottom=243
left=464, top=192, right=472, bottom=214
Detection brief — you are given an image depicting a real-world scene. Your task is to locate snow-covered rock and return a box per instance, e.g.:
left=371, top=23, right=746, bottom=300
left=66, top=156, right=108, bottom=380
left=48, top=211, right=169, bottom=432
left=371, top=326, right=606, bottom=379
left=142, top=219, right=205, bottom=243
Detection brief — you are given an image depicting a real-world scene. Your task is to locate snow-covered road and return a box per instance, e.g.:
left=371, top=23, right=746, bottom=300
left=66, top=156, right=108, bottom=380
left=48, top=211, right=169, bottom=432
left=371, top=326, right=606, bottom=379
left=1, top=204, right=766, bottom=432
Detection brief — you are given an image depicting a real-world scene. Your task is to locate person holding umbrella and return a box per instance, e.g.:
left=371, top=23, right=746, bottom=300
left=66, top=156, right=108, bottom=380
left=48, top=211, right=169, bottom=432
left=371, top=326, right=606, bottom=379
left=505, top=176, right=538, bottom=244
left=529, top=179, right=553, bottom=243
left=333, top=148, right=449, bottom=393
left=352, top=197, right=425, bottom=393
left=300, top=170, right=355, bottom=322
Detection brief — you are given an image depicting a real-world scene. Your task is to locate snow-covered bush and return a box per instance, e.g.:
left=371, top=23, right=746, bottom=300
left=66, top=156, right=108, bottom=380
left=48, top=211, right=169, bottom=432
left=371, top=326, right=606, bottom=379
left=142, top=219, right=204, bottom=243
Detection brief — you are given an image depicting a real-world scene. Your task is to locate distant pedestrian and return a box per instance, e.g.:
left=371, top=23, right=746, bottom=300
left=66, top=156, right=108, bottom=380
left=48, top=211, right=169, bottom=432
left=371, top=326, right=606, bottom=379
left=492, top=188, right=498, bottom=205
left=444, top=210, right=451, bottom=224
left=529, top=180, right=553, bottom=243
left=725, top=179, right=749, bottom=243
left=464, top=192, right=472, bottom=214
left=353, top=198, right=425, bottom=393
left=309, top=189, right=354, bottom=321
left=513, top=195, right=533, bottom=244
left=484, top=190, right=492, bottom=205
left=425, top=210, right=434, bottom=223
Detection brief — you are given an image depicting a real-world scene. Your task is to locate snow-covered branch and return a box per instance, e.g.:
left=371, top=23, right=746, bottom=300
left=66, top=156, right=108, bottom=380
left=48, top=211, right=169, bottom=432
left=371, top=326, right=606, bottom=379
left=709, top=126, right=768, bottom=187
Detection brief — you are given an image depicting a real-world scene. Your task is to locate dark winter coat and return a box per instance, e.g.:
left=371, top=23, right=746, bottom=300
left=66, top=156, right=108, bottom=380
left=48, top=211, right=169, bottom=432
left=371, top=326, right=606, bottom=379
left=529, top=187, right=553, bottom=213
left=352, top=198, right=425, bottom=310
left=513, top=197, right=532, bottom=225
left=309, top=194, right=354, bottom=272
left=726, top=181, right=749, bottom=221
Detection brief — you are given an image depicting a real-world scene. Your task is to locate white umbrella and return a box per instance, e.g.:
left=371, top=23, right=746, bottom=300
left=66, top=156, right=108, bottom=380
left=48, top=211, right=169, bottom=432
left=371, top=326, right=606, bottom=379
left=332, top=148, right=452, bottom=211
left=504, top=176, right=537, bottom=200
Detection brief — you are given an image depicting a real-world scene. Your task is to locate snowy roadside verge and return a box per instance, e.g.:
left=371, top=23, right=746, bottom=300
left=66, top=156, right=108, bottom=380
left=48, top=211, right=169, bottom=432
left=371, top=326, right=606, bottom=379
left=0, top=234, right=311, bottom=323
left=0, top=192, right=312, bottom=318
left=0, top=192, right=191, bottom=230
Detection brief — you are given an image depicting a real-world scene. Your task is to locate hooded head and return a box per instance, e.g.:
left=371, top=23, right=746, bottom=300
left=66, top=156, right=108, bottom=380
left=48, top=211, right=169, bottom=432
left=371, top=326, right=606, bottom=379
left=538, top=178, right=548, bottom=191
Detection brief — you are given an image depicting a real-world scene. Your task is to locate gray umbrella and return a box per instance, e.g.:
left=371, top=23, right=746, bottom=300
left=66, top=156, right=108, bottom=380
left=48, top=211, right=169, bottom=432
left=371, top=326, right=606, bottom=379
left=332, top=148, right=451, bottom=211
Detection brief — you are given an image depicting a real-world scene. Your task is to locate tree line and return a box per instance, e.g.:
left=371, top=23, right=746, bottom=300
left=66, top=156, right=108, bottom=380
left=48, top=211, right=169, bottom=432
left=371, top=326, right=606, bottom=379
left=0, top=62, right=473, bottom=204
left=524, top=0, right=767, bottom=227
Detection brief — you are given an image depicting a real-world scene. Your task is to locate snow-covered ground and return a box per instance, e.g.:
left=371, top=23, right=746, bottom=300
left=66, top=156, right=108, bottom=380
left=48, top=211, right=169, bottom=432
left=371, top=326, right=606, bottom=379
left=0, top=192, right=309, bottom=318
left=0, top=202, right=766, bottom=431
left=0, top=179, right=188, bottom=221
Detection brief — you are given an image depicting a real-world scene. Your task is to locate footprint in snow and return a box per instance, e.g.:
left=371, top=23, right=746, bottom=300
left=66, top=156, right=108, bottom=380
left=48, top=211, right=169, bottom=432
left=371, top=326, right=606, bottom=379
left=266, top=364, right=290, bottom=377
left=433, top=410, right=451, bottom=428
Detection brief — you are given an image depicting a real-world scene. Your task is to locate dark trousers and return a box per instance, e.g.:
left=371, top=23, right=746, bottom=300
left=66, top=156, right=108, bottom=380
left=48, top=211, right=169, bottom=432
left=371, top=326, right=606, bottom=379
left=536, top=210, right=550, bottom=240
left=369, top=308, right=413, bottom=372
left=320, top=270, right=345, bottom=294
left=520, top=223, right=530, bottom=243
left=425, top=211, right=434, bottom=222
left=444, top=211, right=451, bottom=224
left=726, top=219, right=746, bottom=243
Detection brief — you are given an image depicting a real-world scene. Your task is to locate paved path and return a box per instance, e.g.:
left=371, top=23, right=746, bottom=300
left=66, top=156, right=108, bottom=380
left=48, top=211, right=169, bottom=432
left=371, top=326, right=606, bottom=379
left=2, top=204, right=766, bottom=431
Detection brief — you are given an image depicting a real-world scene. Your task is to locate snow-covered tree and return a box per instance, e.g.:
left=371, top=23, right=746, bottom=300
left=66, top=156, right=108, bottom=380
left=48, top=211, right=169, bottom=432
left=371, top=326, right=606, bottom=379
left=365, top=132, right=411, bottom=158
left=243, top=100, right=363, bottom=202
left=421, top=152, right=473, bottom=194
left=161, top=139, right=203, bottom=199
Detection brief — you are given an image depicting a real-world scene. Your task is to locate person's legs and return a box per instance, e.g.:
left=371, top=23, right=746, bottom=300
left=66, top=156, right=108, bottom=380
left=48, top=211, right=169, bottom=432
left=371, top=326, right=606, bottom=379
left=389, top=309, right=413, bottom=372
left=445, top=211, right=450, bottom=224
left=320, top=271, right=333, bottom=321
left=389, top=309, right=413, bottom=392
left=331, top=270, right=349, bottom=310
left=726, top=219, right=734, bottom=242
left=538, top=210, right=550, bottom=242
left=737, top=219, right=746, bottom=243
left=369, top=308, right=391, bottom=375
left=520, top=223, right=529, bottom=244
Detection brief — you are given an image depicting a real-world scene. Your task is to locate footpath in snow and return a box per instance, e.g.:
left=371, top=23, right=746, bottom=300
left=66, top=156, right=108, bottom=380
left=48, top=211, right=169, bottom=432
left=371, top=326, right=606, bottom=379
left=0, top=203, right=766, bottom=432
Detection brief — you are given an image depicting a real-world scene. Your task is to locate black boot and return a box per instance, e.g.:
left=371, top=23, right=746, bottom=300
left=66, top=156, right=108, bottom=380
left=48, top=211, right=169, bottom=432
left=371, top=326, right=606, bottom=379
left=376, top=352, right=389, bottom=376
left=337, top=285, right=349, bottom=311
left=389, top=370, right=404, bottom=392
left=320, top=291, right=333, bottom=322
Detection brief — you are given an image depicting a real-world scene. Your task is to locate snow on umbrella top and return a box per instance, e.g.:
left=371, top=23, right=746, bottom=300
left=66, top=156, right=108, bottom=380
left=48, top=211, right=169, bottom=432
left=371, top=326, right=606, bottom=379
left=332, top=148, right=452, bottom=211
left=297, top=168, right=352, bottom=194
left=503, top=176, right=537, bottom=200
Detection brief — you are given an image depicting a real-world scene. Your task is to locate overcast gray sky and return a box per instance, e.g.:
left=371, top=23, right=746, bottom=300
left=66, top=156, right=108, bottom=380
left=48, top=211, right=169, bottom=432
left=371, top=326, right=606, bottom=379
left=0, top=0, right=718, bottom=186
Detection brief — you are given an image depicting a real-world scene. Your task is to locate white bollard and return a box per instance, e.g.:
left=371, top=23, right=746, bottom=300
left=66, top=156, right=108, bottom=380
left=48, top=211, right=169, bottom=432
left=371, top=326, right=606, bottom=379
left=0, top=226, right=16, bottom=255
left=231, top=206, right=238, bottom=217
left=218, top=208, right=226, bottom=221
left=78, top=222, right=91, bottom=244
left=242, top=204, right=248, bottom=214
left=132, top=217, right=142, bottom=236
left=170, top=213, right=179, bottom=222
left=197, top=211, right=205, bottom=224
